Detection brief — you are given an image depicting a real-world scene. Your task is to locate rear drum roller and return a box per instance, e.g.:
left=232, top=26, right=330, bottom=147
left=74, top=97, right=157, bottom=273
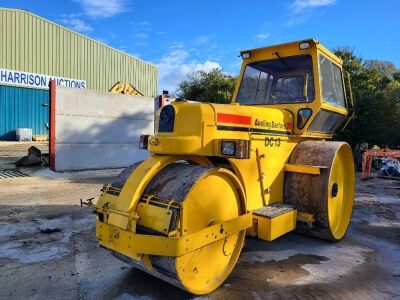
left=284, top=141, right=355, bottom=241
left=112, top=162, right=246, bottom=295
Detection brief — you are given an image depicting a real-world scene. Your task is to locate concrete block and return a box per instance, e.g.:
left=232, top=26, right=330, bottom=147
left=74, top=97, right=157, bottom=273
left=54, top=87, right=155, bottom=171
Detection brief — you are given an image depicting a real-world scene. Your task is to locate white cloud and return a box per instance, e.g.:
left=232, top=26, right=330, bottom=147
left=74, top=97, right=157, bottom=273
left=157, top=50, right=222, bottom=93
left=286, top=0, right=336, bottom=26
left=76, top=0, right=127, bottom=18
left=193, top=61, right=221, bottom=72
left=193, top=35, right=210, bottom=45
left=169, top=42, right=186, bottom=49
left=59, top=14, right=92, bottom=33
left=291, top=0, right=336, bottom=13
left=254, top=33, right=270, bottom=41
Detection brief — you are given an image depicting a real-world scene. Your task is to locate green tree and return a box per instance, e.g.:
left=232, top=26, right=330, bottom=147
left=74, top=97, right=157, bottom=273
left=177, top=68, right=237, bottom=104
left=334, top=48, right=400, bottom=147
left=393, top=71, right=400, bottom=82
left=364, top=60, right=396, bottom=77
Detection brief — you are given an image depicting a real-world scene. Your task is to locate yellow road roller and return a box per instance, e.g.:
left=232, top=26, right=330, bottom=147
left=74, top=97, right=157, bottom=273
left=93, top=38, right=355, bottom=294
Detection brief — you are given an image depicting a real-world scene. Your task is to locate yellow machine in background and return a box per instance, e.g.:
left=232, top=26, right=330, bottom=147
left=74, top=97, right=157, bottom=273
left=94, top=39, right=355, bottom=294
left=109, top=82, right=143, bottom=96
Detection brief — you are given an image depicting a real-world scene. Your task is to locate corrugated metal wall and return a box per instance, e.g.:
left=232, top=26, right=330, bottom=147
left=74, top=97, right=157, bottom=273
left=0, top=85, right=49, bottom=140
left=0, top=8, right=157, bottom=96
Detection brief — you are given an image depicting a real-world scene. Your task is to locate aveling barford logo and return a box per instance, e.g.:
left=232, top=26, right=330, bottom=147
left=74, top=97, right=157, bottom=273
left=255, top=119, right=289, bottom=130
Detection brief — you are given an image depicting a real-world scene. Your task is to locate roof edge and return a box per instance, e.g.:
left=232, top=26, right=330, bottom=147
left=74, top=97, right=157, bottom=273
left=240, top=38, right=343, bottom=65
left=240, top=38, right=319, bottom=54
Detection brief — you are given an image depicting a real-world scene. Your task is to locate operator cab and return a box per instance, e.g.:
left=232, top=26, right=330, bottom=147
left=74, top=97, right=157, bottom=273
left=233, top=39, right=352, bottom=137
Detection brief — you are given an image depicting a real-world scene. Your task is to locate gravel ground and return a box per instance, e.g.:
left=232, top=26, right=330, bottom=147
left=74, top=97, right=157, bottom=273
left=0, top=164, right=399, bottom=299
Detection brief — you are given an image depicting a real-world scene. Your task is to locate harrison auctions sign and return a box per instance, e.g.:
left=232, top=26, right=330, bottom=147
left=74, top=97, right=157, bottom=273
left=0, top=68, right=86, bottom=89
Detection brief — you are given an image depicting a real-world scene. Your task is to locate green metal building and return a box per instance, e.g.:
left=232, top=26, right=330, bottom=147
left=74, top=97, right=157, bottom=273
left=0, top=7, right=158, bottom=140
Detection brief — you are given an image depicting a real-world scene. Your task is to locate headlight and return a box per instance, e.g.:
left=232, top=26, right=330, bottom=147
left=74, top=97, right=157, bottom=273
left=241, top=52, right=251, bottom=59
left=299, top=42, right=310, bottom=50
left=221, top=141, right=236, bottom=156
left=220, top=140, right=249, bottom=159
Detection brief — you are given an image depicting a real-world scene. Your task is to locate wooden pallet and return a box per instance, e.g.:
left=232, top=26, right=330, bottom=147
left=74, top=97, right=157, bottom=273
left=32, top=135, right=48, bottom=141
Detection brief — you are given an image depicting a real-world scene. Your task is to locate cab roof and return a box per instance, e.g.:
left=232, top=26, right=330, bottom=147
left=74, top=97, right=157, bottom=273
left=240, top=38, right=343, bottom=65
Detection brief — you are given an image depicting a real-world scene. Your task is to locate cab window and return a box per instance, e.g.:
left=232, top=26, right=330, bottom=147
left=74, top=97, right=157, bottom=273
left=275, top=76, right=304, bottom=103
left=237, top=55, right=314, bottom=105
left=318, top=54, right=346, bottom=107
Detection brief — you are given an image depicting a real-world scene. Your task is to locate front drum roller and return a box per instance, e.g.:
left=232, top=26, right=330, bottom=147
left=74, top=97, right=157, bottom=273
left=111, top=162, right=247, bottom=295
left=284, top=141, right=355, bottom=241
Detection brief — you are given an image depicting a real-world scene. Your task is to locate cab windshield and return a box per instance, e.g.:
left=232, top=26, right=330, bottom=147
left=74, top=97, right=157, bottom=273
left=236, top=54, right=314, bottom=105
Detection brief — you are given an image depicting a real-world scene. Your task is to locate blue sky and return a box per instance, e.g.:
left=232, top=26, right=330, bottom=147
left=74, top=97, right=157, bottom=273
left=1, top=0, right=399, bottom=93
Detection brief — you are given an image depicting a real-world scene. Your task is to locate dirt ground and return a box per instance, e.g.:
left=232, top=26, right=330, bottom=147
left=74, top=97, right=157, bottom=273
left=0, top=146, right=399, bottom=299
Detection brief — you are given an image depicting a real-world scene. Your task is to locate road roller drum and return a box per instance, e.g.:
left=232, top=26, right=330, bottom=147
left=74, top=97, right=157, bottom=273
left=108, top=162, right=246, bottom=294
left=284, top=141, right=355, bottom=241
